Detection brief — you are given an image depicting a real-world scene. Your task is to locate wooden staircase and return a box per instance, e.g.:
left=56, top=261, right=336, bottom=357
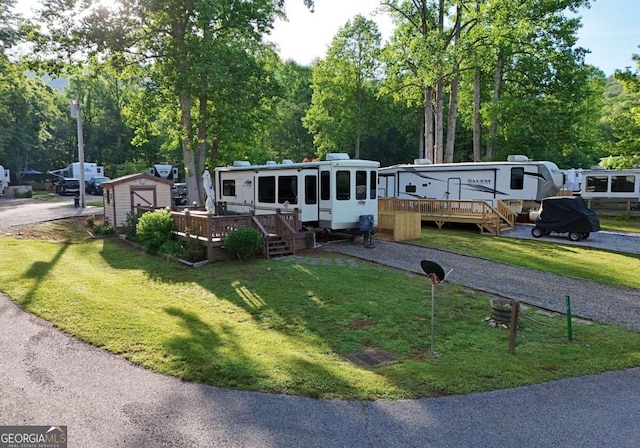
left=479, top=200, right=518, bottom=235
left=266, top=235, right=294, bottom=258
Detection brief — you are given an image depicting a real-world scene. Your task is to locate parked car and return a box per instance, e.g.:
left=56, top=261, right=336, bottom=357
left=85, top=176, right=110, bottom=195
left=55, top=178, right=80, bottom=196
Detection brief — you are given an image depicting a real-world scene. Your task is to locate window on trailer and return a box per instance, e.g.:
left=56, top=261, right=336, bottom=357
left=336, top=171, right=350, bottom=200
left=370, top=171, right=377, bottom=199
left=278, top=175, right=298, bottom=204
left=305, top=175, right=317, bottom=204
left=223, top=179, right=236, bottom=196
left=510, top=168, right=524, bottom=190
left=356, top=171, right=367, bottom=200
left=320, top=171, right=330, bottom=200
left=611, top=175, right=635, bottom=193
left=586, top=176, right=608, bottom=192
left=258, top=176, right=276, bottom=202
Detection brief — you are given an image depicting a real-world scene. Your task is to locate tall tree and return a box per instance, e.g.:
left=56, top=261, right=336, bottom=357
left=304, top=15, right=383, bottom=159
left=28, top=0, right=314, bottom=203
left=382, top=0, right=462, bottom=163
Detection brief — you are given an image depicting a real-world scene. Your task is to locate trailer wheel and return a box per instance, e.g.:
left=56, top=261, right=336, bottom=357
left=581, top=232, right=590, bottom=240
left=569, top=232, right=581, bottom=242
left=531, top=227, right=543, bottom=238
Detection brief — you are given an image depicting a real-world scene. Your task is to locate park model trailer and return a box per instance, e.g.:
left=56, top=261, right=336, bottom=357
left=377, top=155, right=564, bottom=210
left=214, top=154, right=379, bottom=232
left=576, top=167, right=640, bottom=202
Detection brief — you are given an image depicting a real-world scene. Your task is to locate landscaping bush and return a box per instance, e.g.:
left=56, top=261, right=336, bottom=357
left=161, top=239, right=207, bottom=263
left=161, top=240, right=185, bottom=258
left=85, top=216, right=114, bottom=236
left=136, top=209, right=175, bottom=254
left=14, top=189, right=33, bottom=198
left=223, top=226, right=262, bottom=260
left=123, top=212, right=140, bottom=242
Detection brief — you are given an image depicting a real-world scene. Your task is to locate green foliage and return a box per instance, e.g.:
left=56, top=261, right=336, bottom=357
left=2, top=225, right=640, bottom=399
left=123, top=212, right=139, bottom=242
left=161, top=238, right=206, bottom=262
left=135, top=209, right=175, bottom=254
left=223, top=226, right=262, bottom=260
left=160, top=239, right=185, bottom=258
left=13, top=189, right=33, bottom=198
left=85, top=215, right=114, bottom=236
left=304, top=15, right=384, bottom=159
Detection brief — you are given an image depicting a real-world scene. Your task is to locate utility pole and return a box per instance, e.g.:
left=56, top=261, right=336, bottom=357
left=70, top=98, right=85, bottom=208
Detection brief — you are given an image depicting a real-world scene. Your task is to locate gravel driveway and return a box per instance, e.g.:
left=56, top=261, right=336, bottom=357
left=2, top=200, right=640, bottom=447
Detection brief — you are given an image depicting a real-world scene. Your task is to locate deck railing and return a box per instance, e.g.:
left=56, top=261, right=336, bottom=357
left=378, top=198, right=506, bottom=234
left=136, top=206, right=301, bottom=258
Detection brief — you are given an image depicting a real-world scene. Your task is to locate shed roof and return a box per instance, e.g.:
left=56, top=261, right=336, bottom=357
left=102, top=173, right=172, bottom=187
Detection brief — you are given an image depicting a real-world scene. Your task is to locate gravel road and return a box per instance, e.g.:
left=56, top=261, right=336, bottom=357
left=0, top=197, right=102, bottom=230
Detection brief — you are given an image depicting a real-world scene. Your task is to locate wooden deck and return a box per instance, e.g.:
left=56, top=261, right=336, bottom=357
left=138, top=206, right=309, bottom=261
left=378, top=198, right=517, bottom=235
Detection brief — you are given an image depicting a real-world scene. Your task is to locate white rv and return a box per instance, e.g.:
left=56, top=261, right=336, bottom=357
left=149, top=164, right=179, bottom=181
left=0, top=165, right=10, bottom=194
left=214, top=154, right=379, bottom=232
left=49, top=162, right=104, bottom=180
left=579, top=167, right=640, bottom=202
left=378, top=155, right=563, bottom=209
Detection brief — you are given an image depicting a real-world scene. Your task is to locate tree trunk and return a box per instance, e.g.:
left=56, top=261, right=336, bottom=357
left=424, top=87, right=434, bottom=161
left=418, top=118, right=424, bottom=160
left=473, top=66, right=482, bottom=162
left=445, top=74, right=459, bottom=163
left=197, top=92, right=208, bottom=204
left=486, top=50, right=504, bottom=161
left=435, top=79, right=445, bottom=164
left=179, top=95, right=199, bottom=206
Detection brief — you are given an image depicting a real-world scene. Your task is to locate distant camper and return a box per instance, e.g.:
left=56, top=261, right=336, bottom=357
left=377, top=155, right=564, bottom=210
left=214, top=154, right=379, bottom=233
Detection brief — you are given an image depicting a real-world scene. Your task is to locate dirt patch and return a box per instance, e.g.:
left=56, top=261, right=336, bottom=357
left=5, top=216, right=98, bottom=242
left=347, top=318, right=376, bottom=329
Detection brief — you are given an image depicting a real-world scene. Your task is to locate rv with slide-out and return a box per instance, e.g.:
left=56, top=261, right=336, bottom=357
left=377, top=155, right=564, bottom=211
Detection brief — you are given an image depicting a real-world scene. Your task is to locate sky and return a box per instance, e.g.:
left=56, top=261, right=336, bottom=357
left=268, top=0, right=640, bottom=76
left=13, top=0, right=640, bottom=76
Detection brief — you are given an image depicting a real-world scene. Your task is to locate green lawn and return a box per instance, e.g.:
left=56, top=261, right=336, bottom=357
left=1, top=218, right=639, bottom=399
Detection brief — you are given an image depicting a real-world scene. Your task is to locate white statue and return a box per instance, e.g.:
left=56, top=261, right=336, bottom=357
left=202, top=169, right=216, bottom=213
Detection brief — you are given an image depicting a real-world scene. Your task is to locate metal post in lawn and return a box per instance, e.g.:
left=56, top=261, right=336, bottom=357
left=566, top=295, right=573, bottom=341
left=430, top=281, right=435, bottom=355
left=420, top=260, right=447, bottom=358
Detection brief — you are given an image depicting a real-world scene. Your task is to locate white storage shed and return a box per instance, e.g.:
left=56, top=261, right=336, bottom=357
left=102, top=173, right=173, bottom=228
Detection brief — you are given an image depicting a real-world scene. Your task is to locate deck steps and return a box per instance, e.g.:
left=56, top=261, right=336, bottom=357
left=267, top=236, right=294, bottom=258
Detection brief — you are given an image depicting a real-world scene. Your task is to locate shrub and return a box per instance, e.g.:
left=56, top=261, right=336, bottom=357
left=136, top=209, right=175, bottom=254
left=14, top=189, right=33, bottom=198
left=161, top=240, right=185, bottom=258
left=223, top=227, right=262, bottom=260
left=94, top=222, right=115, bottom=236
left=161, top=239, right=207, bottom=263
left=123, top=212, right=140, bottom=242
left=182, top=239, right=206, bottom=262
